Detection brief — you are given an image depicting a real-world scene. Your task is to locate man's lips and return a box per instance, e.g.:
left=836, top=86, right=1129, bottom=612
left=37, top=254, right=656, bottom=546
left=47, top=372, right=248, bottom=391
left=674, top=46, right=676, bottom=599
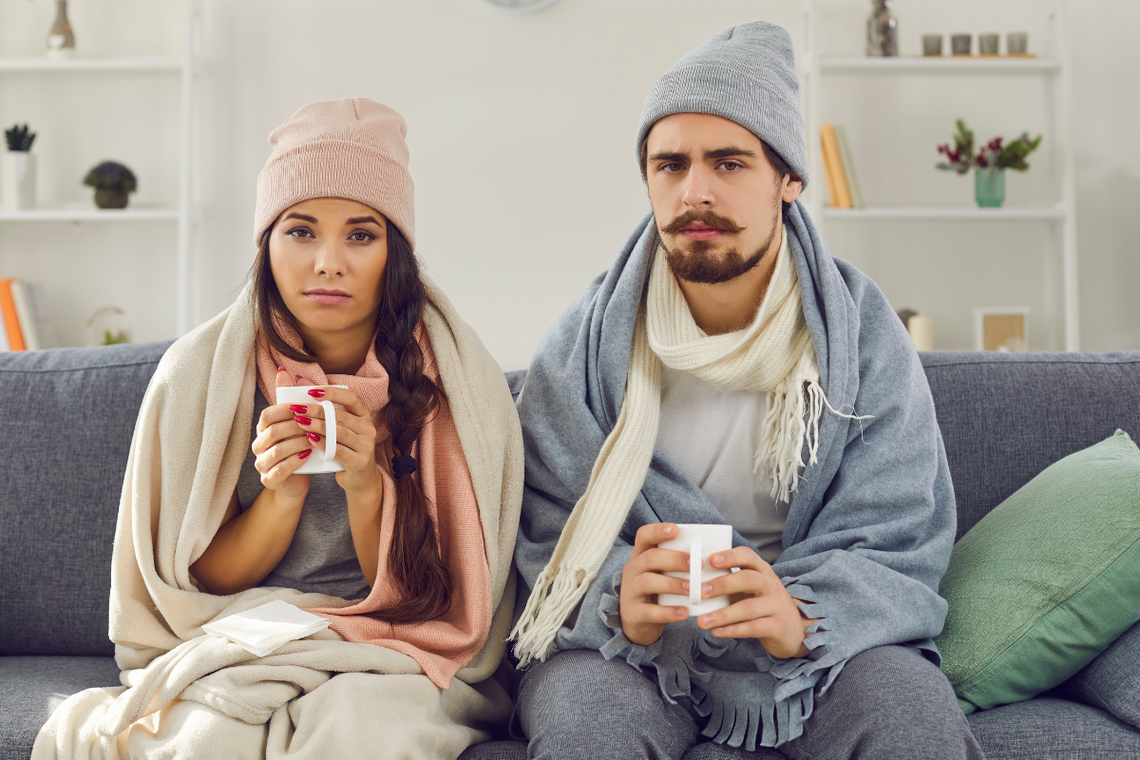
left=304, top=289, right=351, bottom=305
left=679, top=223, right=727, bottom=241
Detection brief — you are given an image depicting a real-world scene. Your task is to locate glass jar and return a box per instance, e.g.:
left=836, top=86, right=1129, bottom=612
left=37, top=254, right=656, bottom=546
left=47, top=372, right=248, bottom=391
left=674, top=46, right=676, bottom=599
left=866, top=0, right=898, bottom=57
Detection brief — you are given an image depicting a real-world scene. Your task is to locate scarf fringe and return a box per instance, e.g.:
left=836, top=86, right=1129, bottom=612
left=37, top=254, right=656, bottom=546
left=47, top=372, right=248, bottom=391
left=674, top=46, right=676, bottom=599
left=509, top=565, right=597, bottom=667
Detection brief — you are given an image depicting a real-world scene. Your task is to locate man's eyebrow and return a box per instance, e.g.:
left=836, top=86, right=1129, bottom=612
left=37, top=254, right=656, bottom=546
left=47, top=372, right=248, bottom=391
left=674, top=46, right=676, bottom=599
left=283, top=212, right=318, bottom=223
left=345, top=216, right=383, bottom=226
left=705, top=147, right=758, bottom=160
left=648, top=151, right=689, bottom=163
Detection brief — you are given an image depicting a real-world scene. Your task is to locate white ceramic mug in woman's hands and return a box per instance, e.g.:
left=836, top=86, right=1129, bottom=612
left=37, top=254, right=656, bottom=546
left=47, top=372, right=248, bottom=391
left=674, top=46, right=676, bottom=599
left=276, top=385, right=348, bottom=474
left=657, top=524, right=734, bottom=617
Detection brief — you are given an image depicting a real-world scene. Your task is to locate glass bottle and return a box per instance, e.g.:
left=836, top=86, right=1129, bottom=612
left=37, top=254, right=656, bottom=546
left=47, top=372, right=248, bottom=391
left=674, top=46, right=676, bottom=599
left=47, top=0, right=76, bottom=59
left=866, top=0, right=898, bottom=57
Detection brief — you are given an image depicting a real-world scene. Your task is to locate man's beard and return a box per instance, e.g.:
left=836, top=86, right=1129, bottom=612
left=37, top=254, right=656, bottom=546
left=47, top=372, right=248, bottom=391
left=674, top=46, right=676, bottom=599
left=660, top=206, right=780, bottom=285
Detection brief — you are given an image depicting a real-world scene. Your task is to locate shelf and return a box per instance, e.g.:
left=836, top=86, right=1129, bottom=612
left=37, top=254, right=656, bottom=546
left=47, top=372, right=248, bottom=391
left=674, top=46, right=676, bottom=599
left=0, top=207, right=181, bottom=222
left=0, top=57, right=184, bottom=73
left=822, top=206, right=1066, bottom=221
left=820, top=56, right=1061, bottom=76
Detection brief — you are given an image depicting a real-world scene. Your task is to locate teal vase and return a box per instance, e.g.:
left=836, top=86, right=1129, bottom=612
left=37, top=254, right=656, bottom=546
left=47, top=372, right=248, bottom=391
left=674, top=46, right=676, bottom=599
left=974, top=168, right=1005, bottom=208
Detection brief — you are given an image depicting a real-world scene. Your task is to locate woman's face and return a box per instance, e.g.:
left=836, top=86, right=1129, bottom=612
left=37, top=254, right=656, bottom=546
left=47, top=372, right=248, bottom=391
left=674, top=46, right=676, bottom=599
left=268, top=197, right=389, bottom=344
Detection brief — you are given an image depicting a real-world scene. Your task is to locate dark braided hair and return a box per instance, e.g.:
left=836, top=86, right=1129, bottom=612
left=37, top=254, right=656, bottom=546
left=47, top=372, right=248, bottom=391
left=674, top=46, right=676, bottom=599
left=252, top=221, right=452, bottom=623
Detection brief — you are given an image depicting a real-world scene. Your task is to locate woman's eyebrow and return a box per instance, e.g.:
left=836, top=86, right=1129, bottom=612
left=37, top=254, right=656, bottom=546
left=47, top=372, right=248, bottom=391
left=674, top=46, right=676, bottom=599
left=283, top=212, right=318, bottom=223
left=345, top=216, right=383, bottom=226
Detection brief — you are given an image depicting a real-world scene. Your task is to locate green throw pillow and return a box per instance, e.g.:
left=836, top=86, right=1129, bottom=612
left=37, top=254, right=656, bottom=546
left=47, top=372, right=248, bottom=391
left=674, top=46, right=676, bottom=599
left=937, top=429, right=1140, bottom=714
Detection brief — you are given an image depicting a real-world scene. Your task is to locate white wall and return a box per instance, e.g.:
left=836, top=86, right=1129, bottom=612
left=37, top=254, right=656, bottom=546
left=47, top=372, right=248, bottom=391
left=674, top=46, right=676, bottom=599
left=2, top=0, right=1137, bottom=367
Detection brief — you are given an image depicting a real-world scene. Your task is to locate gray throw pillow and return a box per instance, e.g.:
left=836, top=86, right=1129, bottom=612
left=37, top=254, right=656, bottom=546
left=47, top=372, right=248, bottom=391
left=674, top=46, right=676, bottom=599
left=1061, top=620, right=1140, bottom=729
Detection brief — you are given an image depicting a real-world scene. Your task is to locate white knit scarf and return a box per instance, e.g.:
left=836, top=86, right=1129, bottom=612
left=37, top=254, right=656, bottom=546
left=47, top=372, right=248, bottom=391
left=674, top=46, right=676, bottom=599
left=513, top=231, right=850, bottom=666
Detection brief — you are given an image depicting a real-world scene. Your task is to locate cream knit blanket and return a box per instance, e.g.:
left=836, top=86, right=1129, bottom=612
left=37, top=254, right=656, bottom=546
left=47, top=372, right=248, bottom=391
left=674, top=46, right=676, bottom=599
left=33, top=279, right=523, bottom=760
left=513, top=232, right=839, bottom=665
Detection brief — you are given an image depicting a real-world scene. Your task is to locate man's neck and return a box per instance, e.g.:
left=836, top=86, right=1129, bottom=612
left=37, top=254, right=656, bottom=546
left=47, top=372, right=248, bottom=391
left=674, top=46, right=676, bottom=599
left=675, top=225, right=783, bottom=336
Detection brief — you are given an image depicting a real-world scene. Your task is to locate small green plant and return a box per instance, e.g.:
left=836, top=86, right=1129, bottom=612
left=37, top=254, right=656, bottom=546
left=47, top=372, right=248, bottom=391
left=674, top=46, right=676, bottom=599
left=83, top=161, right=137, bottom=193
left=5, top=124, right=36, bottom=152
left=937, top=119, right=1042, bottom=173
left=102, top=329, right=130, bottom=345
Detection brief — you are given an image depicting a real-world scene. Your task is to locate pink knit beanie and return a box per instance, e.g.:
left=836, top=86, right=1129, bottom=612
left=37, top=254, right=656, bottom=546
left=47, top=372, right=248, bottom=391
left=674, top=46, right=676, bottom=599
left=254, top=98, right=415, bottom=248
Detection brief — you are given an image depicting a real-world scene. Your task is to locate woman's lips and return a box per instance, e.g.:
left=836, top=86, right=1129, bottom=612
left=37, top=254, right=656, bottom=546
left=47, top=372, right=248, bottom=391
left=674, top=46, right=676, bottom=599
left=304, top=291, right=351, bottom=305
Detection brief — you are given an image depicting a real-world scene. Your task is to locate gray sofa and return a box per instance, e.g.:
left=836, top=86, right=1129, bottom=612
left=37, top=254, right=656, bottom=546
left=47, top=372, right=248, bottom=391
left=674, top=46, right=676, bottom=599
left=2, top=342, right=1139, bottom=760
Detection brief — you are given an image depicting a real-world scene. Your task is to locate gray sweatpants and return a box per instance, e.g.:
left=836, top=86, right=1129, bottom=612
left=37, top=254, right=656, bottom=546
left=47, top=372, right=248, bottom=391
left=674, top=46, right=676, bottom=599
left=514, top=645, right=985, bottom=760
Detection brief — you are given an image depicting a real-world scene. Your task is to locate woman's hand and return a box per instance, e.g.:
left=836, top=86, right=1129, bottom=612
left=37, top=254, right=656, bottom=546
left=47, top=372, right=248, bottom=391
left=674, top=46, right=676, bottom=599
left=289, top=382, right=383, bottom=497
left=251, top=368, right=312, bottom=501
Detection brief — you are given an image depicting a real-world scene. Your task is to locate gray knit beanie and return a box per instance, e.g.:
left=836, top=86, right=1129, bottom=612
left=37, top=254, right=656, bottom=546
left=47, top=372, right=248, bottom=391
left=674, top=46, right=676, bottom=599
left=635, top=21, right=809, bottom=187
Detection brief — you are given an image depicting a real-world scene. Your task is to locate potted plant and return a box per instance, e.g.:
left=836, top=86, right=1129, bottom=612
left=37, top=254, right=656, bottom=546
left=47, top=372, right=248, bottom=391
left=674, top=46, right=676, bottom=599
left=84, top=161, right=137, bottom=210
left=937, top=120, right=1042, bottom=208
left=3, top=123, right=37, bottom=211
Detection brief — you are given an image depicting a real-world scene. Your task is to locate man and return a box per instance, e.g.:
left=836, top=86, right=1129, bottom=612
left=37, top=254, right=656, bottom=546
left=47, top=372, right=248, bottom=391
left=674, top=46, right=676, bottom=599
left=510, top=21, right=983, bottom=760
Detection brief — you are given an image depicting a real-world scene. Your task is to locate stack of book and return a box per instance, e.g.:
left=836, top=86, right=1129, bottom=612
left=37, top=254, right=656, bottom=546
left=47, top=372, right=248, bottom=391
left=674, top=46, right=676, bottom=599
left=819, top=123, right=864, bottom=209
left=0, top=278, right=57, bottom=351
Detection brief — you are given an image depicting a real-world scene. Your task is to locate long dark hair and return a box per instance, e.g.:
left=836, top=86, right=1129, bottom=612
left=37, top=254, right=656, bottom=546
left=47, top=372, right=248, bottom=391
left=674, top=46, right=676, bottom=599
left=252, top=221, right=451, bottom=623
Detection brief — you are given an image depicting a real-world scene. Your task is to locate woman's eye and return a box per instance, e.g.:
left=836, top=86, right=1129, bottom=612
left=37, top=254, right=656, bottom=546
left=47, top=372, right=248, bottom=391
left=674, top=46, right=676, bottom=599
left=286, top=228, right=312, bottom=238
left=349, top=231, right=374, bottom=242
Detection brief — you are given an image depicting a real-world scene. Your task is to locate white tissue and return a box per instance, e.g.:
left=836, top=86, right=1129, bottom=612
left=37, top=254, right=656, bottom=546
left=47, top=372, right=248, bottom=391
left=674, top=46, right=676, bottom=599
left=203, top=599, right=330, bottom=657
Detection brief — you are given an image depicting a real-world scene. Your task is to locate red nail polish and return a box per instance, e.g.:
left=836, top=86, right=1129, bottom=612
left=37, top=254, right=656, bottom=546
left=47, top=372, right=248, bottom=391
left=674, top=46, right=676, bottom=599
left=307, top=432, right=321, bottom=442
left=277, top=366, right=286, bottom=373
left=307, top=388, right=325, bottom=398
left=298, top=449, right=312, bottom=460
left=295, top=375, right=304, bottom=384
left=289, top=405, right=308, bottom=414
left=294, top=415, right=312, bottom=426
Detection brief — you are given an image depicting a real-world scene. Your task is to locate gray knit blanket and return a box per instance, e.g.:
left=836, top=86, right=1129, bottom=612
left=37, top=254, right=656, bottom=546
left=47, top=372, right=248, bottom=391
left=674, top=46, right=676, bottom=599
left=513, top=201, right=956, bottom=750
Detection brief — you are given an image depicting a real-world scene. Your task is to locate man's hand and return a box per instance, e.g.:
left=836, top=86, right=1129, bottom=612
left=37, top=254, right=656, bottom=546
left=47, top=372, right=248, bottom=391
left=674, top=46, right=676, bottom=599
left=695, top=546, right=817, bottom=659
left=619, top=523, right=691, bottom=647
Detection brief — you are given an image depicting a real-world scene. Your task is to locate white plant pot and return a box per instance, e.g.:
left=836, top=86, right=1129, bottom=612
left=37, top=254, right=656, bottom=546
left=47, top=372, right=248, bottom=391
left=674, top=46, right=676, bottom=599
left=2, top=152, right=36, bottom=211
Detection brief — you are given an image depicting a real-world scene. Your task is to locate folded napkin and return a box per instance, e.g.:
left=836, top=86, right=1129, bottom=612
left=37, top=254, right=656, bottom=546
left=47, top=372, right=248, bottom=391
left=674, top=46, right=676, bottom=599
left=203, top=600, right=330, bottom=657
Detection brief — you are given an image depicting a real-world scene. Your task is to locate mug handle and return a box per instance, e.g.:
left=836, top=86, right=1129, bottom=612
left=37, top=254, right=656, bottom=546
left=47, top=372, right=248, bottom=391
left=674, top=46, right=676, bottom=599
left=689, top=542, right=702, bottom=605
left=318, top=400, right=337, bottom=461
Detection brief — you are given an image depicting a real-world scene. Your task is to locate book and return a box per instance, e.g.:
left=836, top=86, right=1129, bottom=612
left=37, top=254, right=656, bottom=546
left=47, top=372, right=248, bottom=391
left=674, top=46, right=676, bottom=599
left=26, top=282, right=57, bottom=349
left=834, top=124, right=864, bottom=209
left=0, top=279, right=26, bottom=351
left=10, top=280, right=40, bottom=350
left=820, top=124, right=853, bottom=208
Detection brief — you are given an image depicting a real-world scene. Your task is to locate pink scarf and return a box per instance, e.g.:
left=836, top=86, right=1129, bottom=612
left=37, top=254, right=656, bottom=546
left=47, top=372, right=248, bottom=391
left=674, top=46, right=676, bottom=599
left=254, top=319, right=491, bottom=688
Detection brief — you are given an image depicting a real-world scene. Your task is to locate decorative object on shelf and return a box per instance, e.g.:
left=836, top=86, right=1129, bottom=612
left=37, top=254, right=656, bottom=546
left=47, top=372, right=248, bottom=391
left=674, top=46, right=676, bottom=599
left=47, top=0, right=76, bottom=59
left=936, top=120, right=1043, bottom=208
left=922, top=34, right=943, bottom=56
left=897, top=308, right=934, bottom=351
left=83, top=161, right=138, bottom=209
left=866, top=0, right=898, bottom=57
left=3, top=123, right=37, bottom=211
left=951, top=33, right=972, bottom=56
left=86, top=305, right=130, bottom=346
left=979, top=33, right=1000, bottom=56
left=974, top=307, right=1028, bottom=352
left=1008, top=32, right=1029, bottom=56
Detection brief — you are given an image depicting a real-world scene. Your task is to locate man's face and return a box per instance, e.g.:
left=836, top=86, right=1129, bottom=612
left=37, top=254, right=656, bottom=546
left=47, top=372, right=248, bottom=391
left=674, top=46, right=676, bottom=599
left=644, top=113, right=802, bottom=284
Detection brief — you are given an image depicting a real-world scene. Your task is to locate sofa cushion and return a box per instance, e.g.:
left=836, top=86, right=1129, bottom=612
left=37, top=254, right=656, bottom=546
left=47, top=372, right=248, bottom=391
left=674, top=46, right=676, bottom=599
left=0, top=655, right=122, bottom=760
left=1061, top=620, right=1140, bottom=729
left=920, top=351, right=1140, bottom=539
left=0, top=342, right=171, bottom=656
left=937, top=430, right=1140, bottom=714
left=965, top=696, right=1140, bottom=759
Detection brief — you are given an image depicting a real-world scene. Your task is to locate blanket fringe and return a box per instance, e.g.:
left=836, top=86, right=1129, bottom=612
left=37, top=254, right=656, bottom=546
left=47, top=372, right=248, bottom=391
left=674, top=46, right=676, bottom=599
left=509, top=565, right=595, bottom=667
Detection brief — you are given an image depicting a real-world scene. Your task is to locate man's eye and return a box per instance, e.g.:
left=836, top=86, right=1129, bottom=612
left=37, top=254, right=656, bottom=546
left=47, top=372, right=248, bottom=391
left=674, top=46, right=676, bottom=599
left=660, top=163, right=684, bottom=173
left=719, top=161, right=742, bottom=171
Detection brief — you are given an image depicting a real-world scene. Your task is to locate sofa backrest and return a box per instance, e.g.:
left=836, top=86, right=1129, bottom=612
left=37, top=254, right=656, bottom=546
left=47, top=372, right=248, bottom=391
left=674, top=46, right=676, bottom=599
left=922, top=351, right=1140, bottom=539
left=0, top=340, right=172, bottom=656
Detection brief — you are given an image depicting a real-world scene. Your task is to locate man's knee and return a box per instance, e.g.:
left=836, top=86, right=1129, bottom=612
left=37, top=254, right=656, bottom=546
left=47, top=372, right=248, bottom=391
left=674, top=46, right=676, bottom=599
left=516, top=649, right=697, bottom=760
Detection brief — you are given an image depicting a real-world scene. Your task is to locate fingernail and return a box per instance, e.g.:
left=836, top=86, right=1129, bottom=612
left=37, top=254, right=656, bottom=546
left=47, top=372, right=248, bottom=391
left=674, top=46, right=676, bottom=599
left=676, top=607, right=687, bottom=617
left=307, top=389, right=325, bottom=398
left=702, top=583, right=712, bottom=596
left=298, top=450, right=312, bottom=460
left=698, top=615, right=710, bottom=626
left=294, top=415, right=312, bottom=426
left=295, top=375, right=304, bottom=384
left=681, top=580, right=690, bottom=591
left=307, top=432, right=321, bottom=442
left=289, top=404, right=308, bottom=413
left=277, top=366, right=286, bottom=373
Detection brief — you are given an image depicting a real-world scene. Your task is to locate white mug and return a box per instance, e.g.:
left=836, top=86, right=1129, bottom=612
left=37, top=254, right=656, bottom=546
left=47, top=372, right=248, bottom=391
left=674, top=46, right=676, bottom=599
left=657, top=523, right=733, bottom=617
left=276, top=385, right=348, bottom=474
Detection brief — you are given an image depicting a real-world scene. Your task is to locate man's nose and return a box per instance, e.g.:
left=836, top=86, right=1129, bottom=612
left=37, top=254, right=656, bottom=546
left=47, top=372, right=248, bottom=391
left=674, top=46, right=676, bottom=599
left=681, top=166, right=714, bottom=207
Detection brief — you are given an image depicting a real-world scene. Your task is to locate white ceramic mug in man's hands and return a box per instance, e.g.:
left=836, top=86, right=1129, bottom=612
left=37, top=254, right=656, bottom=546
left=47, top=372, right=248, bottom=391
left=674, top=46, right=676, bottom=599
left=657, top=523, right=734, bottom=617
left=276, top=385, right=348, bottom=474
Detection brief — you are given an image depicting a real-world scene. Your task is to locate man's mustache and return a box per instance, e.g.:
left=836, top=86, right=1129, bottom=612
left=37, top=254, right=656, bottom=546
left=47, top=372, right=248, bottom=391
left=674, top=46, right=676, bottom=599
left=660, top=209, right=744, bottom=236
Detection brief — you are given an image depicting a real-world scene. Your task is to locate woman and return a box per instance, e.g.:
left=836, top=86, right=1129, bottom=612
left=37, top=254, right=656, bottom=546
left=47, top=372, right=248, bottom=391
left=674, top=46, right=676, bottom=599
left=33, top=99, right=522, bottom=760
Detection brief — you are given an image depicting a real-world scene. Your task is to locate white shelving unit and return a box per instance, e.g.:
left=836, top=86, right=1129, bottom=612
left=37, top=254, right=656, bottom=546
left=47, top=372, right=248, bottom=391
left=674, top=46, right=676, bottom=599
left=0, top=0, right=203, bottom=338
left=801, top=0, right=1080, bottom=350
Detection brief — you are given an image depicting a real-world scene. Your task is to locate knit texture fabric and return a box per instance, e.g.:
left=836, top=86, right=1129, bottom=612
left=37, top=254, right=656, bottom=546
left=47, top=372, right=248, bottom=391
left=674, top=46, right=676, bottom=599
left=253, top=318, right=491, bottom=688
left=513, top=202, right=956, bottom=750
left=635, top=21, right=809, bottom=187
left=254, top=98, right=416, bottom=247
